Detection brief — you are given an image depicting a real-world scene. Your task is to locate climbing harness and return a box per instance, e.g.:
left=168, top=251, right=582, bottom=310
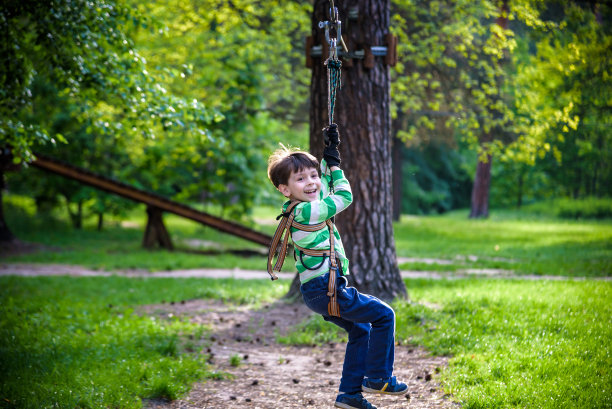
left=267, top=2, right=345, bottom=318
left=267, top=201, right=341, bottom=317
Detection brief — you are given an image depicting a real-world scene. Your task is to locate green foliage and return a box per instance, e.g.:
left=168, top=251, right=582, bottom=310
left=0, top=0, right=217, bottom=163
left=395, top=279, right=612, bottom=409
left=510, top=3, right=612, bottom=199
left=127, top=0, right=312, bottom=215
left=391, top=0, right=520, bottom=152
left=401, top=142, right=472, bottom=214
left=3, top=0, right=312, bottom=226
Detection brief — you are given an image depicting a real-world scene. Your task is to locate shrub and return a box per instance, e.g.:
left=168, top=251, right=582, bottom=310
left=523, top=197, right=612, bottom=219
left=556, top=197, right=612, bottom=219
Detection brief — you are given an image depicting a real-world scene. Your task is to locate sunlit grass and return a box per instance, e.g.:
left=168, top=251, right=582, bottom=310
left=395, top=279, right=612, bottom=409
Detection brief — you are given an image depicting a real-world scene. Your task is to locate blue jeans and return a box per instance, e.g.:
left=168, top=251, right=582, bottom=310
left=300, top=269, right=396, bottom=394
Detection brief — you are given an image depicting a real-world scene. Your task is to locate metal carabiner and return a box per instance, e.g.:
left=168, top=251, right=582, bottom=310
left=318, top=4, right=348, bottom=59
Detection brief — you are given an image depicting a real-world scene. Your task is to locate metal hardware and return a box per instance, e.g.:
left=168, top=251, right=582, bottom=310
left=310, top=45, right=389, bottom=58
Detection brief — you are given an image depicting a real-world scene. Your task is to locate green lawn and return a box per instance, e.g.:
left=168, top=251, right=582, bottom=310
left=395, top=279, right=612, bottom=409
left=394, top=210, right=612, bottom=277
left=0, top=276, right=287, bottom=409
left=2, top=195, right=612, bottom=408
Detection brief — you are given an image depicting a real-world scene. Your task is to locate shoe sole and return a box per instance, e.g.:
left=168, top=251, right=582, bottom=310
left=362, top=385, right=408, bottom=395
left=335, top=402, right=360, bottom=409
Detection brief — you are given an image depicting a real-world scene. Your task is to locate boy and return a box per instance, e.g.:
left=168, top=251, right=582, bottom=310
left=267, top=124, right=407, bottom=409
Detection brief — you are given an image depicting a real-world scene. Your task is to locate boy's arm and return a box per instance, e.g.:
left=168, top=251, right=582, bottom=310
left=295, top=164, right=352, bottom=224
left=296, top=124, right=352, bottom=224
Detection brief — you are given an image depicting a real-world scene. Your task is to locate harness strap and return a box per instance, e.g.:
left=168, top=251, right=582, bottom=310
left=291, top=220, right=340, bottom=317
left=267, top=201, right=300, bottom=280
left=267, top=205, right=341, bottom=317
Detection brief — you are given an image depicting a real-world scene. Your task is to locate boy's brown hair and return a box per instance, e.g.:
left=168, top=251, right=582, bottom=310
left=267, top=146, right=319, bottom=188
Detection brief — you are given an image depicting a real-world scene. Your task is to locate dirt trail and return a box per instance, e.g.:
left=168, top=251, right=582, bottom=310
left=142, top=299, right=459, bottom=409
left=3, top=262, right=605, bottom=281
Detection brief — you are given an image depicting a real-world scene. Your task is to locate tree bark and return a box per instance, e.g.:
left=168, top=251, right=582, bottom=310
left=289, top=0, right=406, bottom=301
left=469, top=151, right=492, bottom=218
left=143, top=206, right=174, bottom=250
left=97, top=212, right=104, bottom=232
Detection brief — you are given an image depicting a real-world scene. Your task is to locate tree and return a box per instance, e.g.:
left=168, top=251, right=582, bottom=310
left=509, top=1, right=612, bottom=199
left=0, top=0, right=217, bottom=239
left=129, top=0, right=313, bottom=218
left=298, top=0, right=406, bottom=301
left=389, top=0, right=538, bottom=217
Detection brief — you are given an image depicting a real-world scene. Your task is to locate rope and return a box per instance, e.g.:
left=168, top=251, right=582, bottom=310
left=326, top=59, right=342, bottom=125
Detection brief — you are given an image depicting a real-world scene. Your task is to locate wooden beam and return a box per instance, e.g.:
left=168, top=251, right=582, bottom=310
left=31, top=154, right=273, bottom=247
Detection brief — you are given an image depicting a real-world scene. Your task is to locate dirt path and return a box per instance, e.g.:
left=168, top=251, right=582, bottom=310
left=2, top=262, right=606, bottom=281
left=141, top=299, right=459, bottom=409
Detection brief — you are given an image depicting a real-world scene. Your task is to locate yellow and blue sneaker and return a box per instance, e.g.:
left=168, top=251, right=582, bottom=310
left=362, top=376, right=408, bottom=395
left=334, top=392, right=377, bottom=409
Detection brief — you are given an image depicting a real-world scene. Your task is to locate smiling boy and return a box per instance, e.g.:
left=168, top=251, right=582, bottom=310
left=266, top=125, right=407, bottom=409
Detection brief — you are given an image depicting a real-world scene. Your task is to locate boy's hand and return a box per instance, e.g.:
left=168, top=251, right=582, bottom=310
left=323, top=145, right=341, bottom=167
left=324, top=123, right=340, bottom=147
left=323, top=123, right=341, bottom=167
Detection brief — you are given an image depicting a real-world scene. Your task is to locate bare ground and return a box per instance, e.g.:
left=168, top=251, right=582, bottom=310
left=140, top=299, right=459, bottom=409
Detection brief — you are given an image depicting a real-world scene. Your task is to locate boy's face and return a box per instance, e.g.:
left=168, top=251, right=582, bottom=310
left=278, top=167, right=321, bottom=202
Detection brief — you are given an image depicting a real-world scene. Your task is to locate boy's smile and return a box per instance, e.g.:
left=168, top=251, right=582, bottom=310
left=278, top=167, right=321, bottom=202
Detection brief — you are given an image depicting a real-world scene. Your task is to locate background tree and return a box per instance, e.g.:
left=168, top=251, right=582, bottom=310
left=303, top=0, right=406, bottom=300
left=509, top=1, right=612, bottom=200
left=389, top=0, right=546, bottom=217
left=0, top=0, right=218, bottom=238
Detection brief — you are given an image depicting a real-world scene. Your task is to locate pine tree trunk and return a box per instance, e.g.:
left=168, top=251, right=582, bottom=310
left=288, top=0, right=406, bottom=301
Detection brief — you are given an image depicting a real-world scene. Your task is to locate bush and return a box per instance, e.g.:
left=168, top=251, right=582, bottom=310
left=523, top=197, right=612, bottom=219
left=556, top=197, right=612, bottom=219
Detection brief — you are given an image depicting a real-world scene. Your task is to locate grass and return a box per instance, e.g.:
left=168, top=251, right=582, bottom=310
left=3, top=194, right=612, bottom=408
left=395, top=279, right=612, bottom=409
left=394, top=210, right=612, bottom=277
left=4, top=195, right=286, bottom=272
left=280, top=279, right=612, bottom=409
left=5, top=195, right=611, bottom=277
left=0, top=276, right=288, bottom=409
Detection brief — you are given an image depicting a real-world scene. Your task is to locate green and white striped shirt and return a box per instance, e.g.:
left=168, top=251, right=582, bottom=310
left=282, top=159, right=353, bottom=283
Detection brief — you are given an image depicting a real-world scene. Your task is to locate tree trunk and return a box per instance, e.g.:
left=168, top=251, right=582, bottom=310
left=97, top=212, right=104, bottom=232
left=516, top=166, right=524, bottom=209
left=288, top=0, right=405, bottom=301
left=0, top=170, right=14, bottom=242
left=142, top=206, right=173, bottom=250
left=470, top=151, right=492, bottom=218
left=469, top=0, right=509, bottom=219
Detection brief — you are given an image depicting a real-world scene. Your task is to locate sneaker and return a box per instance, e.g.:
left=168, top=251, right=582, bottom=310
left=334, top=392, right=377, bottom=409
left=362, top=376, right=408, bottom=395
